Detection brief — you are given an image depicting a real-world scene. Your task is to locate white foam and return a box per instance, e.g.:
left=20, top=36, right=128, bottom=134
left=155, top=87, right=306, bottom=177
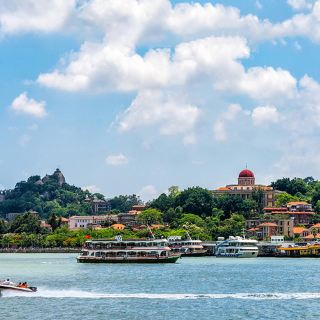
left=2, top=289, right=320, bottom=300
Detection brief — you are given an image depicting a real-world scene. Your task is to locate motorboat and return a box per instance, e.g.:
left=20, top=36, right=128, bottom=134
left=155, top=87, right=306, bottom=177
left=168, top=236, right=208, bottom=257
left=0, top=281, right=37, bottom=295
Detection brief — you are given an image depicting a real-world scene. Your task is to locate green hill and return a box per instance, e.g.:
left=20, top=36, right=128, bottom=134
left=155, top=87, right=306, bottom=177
left=0, top=169, right=97, bottom=219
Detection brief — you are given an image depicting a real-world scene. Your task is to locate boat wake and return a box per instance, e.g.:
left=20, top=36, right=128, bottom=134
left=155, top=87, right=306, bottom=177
left=3, top=289, right=320, bottom=300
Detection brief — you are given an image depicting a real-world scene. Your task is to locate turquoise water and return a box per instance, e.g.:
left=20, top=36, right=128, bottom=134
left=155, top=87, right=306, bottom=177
left=1, top=254, right=320, bottom=319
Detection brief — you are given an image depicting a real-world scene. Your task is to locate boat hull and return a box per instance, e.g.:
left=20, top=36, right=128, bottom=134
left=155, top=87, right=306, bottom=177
left=216, top=251, right=258, bottom=258
left=0, top=284, right=37, bottom=292
left=77, top=255, right=180, bottom=263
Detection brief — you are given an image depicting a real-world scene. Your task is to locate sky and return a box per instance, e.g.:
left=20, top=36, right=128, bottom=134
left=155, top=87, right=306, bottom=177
left=1, top=0, right=320, bottom=201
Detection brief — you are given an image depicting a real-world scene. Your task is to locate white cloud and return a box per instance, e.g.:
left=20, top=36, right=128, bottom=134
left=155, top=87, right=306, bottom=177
left=237, top=67, right=297, bottom=100
left=82, top=185, right=101, bottom=193
left=287, top=0, right=313, bottom=11
left=252, top=105, right=280, bottom=126
left=105, top=154, right=128, bottom=166
left=213, top=104, right=242, bottom=141
left=118, top=90, right=200, bottom=139
left=37, top=35, right=297, bottom=103
left=10, top=92, right=47, bottom=118
left=139, top=185, right=158, bottom=202
left=0, top=0, right=75, bottom=35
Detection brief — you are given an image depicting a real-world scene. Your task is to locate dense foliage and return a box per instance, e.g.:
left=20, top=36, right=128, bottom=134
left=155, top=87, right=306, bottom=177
left=2, top=173, right=320, bottom=247
left=0, top=174, right=93, bottom=219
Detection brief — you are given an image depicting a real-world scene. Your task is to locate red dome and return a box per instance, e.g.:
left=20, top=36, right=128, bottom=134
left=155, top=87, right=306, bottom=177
left=239, top=169, right=254, bottom=178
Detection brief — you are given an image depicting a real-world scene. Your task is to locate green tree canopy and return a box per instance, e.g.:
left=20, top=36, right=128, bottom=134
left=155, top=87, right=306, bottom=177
left=137, top=208, right=163, bottom=225
left=175, top=187, right=214, bottom=217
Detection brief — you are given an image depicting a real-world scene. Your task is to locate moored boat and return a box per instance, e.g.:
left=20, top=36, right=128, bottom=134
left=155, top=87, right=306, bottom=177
left=77, top=237, right=181, bottom=263
left=215, top=236, right=259, bottom=258
left=278, top=244, right=320, bottom=257
left=168, top=236, right=208, bottom=256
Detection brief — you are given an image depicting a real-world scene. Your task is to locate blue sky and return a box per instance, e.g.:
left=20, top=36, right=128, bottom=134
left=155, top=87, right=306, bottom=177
left=1, top=0, right=320, bottom=201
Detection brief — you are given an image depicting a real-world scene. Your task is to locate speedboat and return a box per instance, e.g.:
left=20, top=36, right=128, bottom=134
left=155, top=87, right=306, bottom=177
left=0, top=281, right=37, bottom=295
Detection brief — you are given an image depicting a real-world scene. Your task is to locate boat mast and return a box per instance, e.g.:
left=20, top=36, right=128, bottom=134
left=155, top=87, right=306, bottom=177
left=242, top=228, right=246, bottom=239
left=147, top=224, right=155, bottom=240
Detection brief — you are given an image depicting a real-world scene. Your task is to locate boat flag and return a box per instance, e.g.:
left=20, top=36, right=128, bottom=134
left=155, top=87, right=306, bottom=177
left=85, top=235, right=91, bottom=239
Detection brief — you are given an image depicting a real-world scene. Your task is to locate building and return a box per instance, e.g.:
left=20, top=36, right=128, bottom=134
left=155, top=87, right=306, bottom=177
left=84, top=196, right=109, bottom=213
left=0, top=191, right=5, bottom=202
left=68, top=215, right=118, bottom=230
left=117, top=212, right=139, bottom=227
left=246, top=218, right=294, bottom=239
left=213, top=168, right=282, bottom=208
left=5, top=212, right=23, bottom=222
left=264, top=201, right=315, bottom=225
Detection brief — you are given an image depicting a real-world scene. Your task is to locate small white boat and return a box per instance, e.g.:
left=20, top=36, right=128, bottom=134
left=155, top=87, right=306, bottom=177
left=215, top=236, right=259, bottom=258
left=0, top=281, right=37, bottom=295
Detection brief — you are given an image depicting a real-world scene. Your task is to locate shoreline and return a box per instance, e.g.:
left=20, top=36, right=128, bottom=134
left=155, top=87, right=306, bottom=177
left=0, top=248, right=81, bottom=253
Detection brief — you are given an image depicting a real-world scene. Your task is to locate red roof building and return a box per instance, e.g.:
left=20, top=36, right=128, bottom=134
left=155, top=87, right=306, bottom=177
left=213, top=168, right=282, bottom=208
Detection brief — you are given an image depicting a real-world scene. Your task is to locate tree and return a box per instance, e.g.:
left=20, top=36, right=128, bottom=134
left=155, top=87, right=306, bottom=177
left=275, top=192, right=299, bottom=207
left=168, top=186, right=180, bottom=198
left=311, top=182, right=320, bottom=209
left=251, top=189, right=264, bottom=214
left=178, top=214, right=205, bottom=228
left=213, top=195, right=252, bottom=219
left=149, top=193, right=174, bottom=212
left=10, top=212, right=42, bottom=234
left=48, top=213, right=61, bottom=231
left=175, top=187, right=214, bottom=217
left=163, top=207, right=182, bottom=225
left=271, top=177, right=308, bottom=196
left=109, top=194, right=142, bottom=212
left=214, top=214, right=245, bottom=239
left=137, top=208, right=163, bottom=225
left=0, top=219, right=7, bottom=234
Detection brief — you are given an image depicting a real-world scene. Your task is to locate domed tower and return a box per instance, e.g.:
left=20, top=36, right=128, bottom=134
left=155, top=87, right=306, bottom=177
left=238, top=169, right=255, bottom=186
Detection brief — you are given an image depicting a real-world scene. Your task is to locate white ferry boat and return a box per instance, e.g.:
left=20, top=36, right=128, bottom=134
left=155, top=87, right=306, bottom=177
left=215, top=236, right=259, bottom=258
left=168, top=236, right=208, bottom=256
left=77, top=237, right=181, bottom=263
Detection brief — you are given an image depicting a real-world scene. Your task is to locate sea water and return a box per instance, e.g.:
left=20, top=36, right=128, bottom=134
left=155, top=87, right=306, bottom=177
left=1, top=254, right=320, bottom=319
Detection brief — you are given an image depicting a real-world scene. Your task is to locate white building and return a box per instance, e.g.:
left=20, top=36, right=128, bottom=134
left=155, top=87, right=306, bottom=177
left=68, top=215, right=118, bottom=230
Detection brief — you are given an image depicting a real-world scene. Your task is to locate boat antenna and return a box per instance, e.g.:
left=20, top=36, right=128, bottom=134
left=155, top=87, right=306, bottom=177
left=242, top=228, right=246, bottom=239
left=147, top=224, right=155, bottom=240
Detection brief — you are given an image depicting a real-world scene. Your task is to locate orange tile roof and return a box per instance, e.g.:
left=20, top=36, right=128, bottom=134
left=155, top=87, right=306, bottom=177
left=111, top=224, right=125, bottom=230
left=270, top=211, right=314, bottom=215
left=248, top=228, right=259, bottom=232
left=216, top=187, right=231, bottom=191
left=310, top=223, right=320, bottom=228
left=287, top=201, right=309, bottom=205
left=258, top=222, right=278, bottom=227
left=303, top=233, right=320, bottom=239
left=293, top=227, right=308, bottom=234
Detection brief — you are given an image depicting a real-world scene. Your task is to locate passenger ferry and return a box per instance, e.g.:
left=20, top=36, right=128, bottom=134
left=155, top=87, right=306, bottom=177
left=77, top=237, right=181, bottom=263
left=168, top=236, right=208, bottom=256
left=215, top=236, right=259, bottom=258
